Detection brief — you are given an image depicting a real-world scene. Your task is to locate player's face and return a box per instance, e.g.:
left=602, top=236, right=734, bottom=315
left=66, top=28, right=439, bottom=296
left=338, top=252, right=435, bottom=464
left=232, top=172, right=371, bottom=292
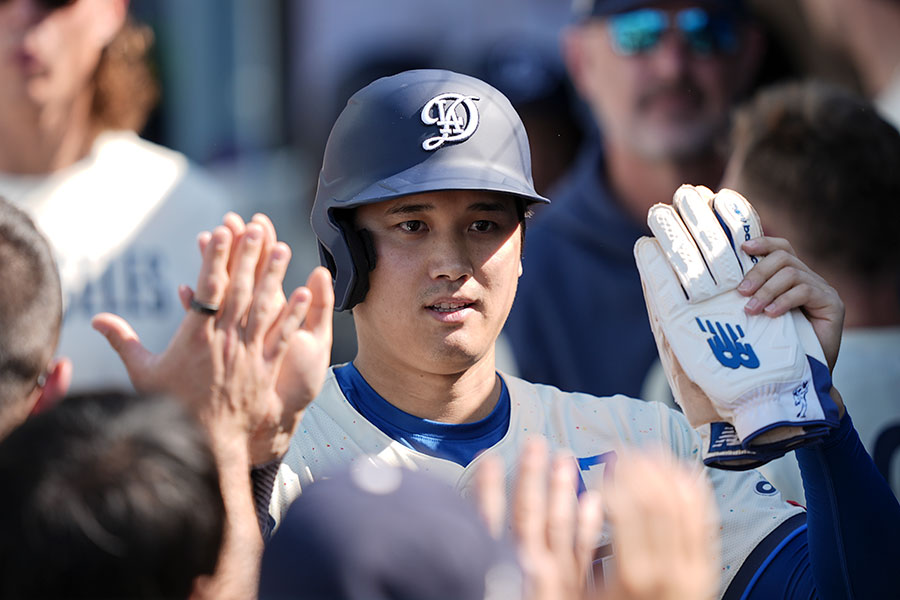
left=352, top=190, right=523, bottom=375
left=0, top=0, right=125, bottom=112
left=565, top=2, right=762, bottom=161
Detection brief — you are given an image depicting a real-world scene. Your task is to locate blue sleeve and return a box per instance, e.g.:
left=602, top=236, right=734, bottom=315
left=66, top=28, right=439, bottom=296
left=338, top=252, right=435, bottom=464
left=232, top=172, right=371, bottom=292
left=796, top=411, right=900, bottom=598
left=724, top=412, right=900, bottom=599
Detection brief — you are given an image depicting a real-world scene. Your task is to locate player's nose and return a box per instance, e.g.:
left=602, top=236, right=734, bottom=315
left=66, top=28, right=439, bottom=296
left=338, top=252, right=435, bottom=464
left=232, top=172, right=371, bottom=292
left=651, top=32, right=692, bottom=79
left=426, top=231, right=473, bottom=282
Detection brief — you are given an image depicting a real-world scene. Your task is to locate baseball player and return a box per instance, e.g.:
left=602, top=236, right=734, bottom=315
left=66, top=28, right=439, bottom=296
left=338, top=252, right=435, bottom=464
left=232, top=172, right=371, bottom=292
left=100, top=68, right=898, bottom=598
left=252, top=69, right=897, bottom=599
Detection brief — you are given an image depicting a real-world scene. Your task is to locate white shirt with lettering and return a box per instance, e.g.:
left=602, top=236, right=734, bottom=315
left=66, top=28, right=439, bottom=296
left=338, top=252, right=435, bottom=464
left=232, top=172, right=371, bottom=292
left=0, top=131, right=230, bottom=392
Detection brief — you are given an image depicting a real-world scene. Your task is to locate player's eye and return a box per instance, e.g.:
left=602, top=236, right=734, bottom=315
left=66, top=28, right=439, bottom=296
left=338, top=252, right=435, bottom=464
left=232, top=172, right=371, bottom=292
left=399, top=220, right=425, bottom=233
left=470, top=220, right=497, bottom=233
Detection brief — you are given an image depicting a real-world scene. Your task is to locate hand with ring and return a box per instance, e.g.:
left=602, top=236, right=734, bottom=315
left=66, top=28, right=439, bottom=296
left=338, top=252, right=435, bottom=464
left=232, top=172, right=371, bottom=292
left=92, top=212, right=334, bottom=464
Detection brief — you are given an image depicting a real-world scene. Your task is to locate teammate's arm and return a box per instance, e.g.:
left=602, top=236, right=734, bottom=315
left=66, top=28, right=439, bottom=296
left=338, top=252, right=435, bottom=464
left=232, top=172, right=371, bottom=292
left=93, top=216, right=334, bottom=598
left=725, top=237, right=900, bottom=598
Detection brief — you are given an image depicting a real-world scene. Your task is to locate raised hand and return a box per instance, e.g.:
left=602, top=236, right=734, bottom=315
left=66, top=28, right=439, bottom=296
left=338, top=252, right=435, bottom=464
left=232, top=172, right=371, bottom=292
left=634, top=186, right=844, bottom=446
left=92, top=217, right=334, bottom=462
left=603, top=450, right=719, bottom=600
left=474, top=437, right=603, bottom=600
left=736, top=235, right=844, bottom=372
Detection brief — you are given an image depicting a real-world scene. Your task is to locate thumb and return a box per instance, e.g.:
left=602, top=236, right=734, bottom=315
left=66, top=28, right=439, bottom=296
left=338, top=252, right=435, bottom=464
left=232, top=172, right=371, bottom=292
left=91, top=313, right=156, bottom=391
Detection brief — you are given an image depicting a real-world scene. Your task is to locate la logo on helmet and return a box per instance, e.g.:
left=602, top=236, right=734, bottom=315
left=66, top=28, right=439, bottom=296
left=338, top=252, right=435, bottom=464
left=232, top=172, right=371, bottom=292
left=420, top=93, right=480, bottom=151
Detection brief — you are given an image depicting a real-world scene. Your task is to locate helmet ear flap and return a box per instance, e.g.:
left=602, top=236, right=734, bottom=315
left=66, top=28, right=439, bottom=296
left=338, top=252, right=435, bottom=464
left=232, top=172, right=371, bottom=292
left=333, top=210, right=377, bottom=311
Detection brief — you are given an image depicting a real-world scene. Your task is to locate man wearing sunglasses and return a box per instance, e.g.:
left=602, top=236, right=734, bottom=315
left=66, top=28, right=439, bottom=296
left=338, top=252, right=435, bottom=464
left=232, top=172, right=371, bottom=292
left=505, top=0, right=765, bottom=399
left=0, top=0, right=230, bottom=395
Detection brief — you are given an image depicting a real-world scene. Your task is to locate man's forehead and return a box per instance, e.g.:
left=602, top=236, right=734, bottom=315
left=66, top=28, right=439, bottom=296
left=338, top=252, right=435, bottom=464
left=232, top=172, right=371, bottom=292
left=367, top=191, right=518, bottom=215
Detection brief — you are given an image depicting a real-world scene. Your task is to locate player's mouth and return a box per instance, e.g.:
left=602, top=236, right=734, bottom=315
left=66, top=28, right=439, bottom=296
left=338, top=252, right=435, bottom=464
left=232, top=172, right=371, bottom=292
left=425, top=299, right=476, bottom=323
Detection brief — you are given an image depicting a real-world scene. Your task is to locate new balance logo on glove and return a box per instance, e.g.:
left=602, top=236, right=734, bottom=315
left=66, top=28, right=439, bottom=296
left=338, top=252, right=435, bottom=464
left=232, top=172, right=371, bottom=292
left=634, top=185, right=841, bottom=470
left=696, top=318, right=759, bottom=369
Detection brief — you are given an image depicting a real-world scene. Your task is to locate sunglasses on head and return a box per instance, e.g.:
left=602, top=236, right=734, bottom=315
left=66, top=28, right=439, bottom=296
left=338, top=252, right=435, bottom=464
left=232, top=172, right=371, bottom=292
left=607, top=6, right=740, bottom=57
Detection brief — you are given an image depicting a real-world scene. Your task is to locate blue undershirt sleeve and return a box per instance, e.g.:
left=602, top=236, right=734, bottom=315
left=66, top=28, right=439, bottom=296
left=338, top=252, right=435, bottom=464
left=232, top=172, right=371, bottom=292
left=795, top=410, right=900, bottom=599
left=727, top=412, right=900, bottom=599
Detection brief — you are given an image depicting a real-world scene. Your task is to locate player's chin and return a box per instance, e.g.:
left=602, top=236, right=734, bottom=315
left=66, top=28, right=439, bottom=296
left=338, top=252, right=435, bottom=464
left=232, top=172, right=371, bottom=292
left=426, top=335, right=491, bottom=370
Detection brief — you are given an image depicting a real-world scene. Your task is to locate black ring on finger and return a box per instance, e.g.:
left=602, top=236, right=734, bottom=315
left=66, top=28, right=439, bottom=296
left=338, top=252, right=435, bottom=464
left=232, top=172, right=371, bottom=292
left=189, top=298, right=220, bottom=316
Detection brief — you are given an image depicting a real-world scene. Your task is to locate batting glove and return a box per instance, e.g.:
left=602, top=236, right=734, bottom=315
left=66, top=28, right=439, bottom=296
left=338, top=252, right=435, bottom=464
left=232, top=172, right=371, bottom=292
left=634, top=185, right=840, bottom=452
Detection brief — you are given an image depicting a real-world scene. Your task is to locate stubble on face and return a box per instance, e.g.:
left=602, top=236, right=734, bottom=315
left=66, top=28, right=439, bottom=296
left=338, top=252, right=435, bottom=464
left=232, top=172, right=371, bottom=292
left=573, top=19, right=747, bottom=163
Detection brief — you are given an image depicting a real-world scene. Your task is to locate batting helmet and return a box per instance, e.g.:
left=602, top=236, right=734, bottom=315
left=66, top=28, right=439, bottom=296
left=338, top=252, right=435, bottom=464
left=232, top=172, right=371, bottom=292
left=311, top=68, right=549, bottom=311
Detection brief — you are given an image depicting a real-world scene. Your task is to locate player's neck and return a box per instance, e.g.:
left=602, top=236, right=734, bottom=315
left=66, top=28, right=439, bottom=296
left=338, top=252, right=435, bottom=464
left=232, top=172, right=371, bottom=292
left=605, top=144, right=725, bottom=227
left=352, top=348, right=502, bottom=424
left=0, top=89, right=97, bottom=175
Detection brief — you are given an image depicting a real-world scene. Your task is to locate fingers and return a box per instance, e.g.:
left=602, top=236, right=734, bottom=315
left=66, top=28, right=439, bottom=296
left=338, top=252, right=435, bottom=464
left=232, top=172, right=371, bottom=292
left=91, top=313, right=155, bottom=391
left=193, top=226, right=233, bottom=319
left=605, top=450, right=719, bottom=600
left=574, top=489, right=603, bottom=584
left=513, top=436, right=549, bottom=549
left=302, top=266, right=336, bottom=337
left=245, top=241, right=292, bottom=344
left=218, top=224, right=265, bottom=328
left=221, top=211, right=247, bottom=275
left=510, top=438, right=599, bottom=600
left=197, top=230, right=212, bottom=257
left=737, top=237, right=836, bottom=318
left=263, top=265, right=334, bottom=359
left=178, top=285, right=193, bottom=312
left=250, top=213, right=277, bottom=241
left=474, top=453, right=507, bottom=540
left=547, top=452, right=578, bottom=560
left=672, top=186, right=742, bottom=291
left=250, top=213, right=280, bottom=285
left=646, top=204, right=719, bottom=302
left=265, top=284, right=312, bottom=360
left=512, top=439, right=583, bottom=556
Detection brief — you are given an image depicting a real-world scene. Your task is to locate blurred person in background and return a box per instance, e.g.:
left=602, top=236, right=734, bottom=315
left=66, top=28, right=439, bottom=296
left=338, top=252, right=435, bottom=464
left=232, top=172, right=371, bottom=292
left=504, top=0, right=775, bottom=398
left=797, top=0, right=900, bottom=129
left=723, top=79, right=900, bottom=498
left=475, top=37, right=585, bottom=199
left=0, top=0, right=231, bottom=394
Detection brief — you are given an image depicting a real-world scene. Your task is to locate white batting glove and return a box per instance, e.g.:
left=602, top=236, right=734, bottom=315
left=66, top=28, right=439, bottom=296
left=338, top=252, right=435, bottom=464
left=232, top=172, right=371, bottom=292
left=634, top=185, right=839, bottom=446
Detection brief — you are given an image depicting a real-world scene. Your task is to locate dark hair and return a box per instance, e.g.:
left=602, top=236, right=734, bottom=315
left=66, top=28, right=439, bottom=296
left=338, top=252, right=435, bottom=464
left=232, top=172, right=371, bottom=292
left=0, top=392, right=225, bottom=599
left=730, top=79, right=900, bottom=275
left=92, top=17, right=160, bottom=132
left=0, top=198, right=62, bottom=435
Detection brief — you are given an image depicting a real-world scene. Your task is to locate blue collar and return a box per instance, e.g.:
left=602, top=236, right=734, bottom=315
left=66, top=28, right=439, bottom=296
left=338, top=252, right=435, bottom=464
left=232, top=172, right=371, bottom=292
left=334, top=363, right=511, bottom=466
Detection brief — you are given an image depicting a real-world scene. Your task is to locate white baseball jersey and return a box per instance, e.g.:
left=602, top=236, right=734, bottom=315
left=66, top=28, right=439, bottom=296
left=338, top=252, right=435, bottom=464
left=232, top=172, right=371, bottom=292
left=271, top=367, right=804, bottom=597
left=0, top=131, right=231, bottom=393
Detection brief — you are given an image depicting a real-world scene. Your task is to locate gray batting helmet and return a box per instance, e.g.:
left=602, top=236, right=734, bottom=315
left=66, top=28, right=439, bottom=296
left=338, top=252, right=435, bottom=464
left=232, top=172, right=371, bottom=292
left=311, top=68, right=549, bottom=311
